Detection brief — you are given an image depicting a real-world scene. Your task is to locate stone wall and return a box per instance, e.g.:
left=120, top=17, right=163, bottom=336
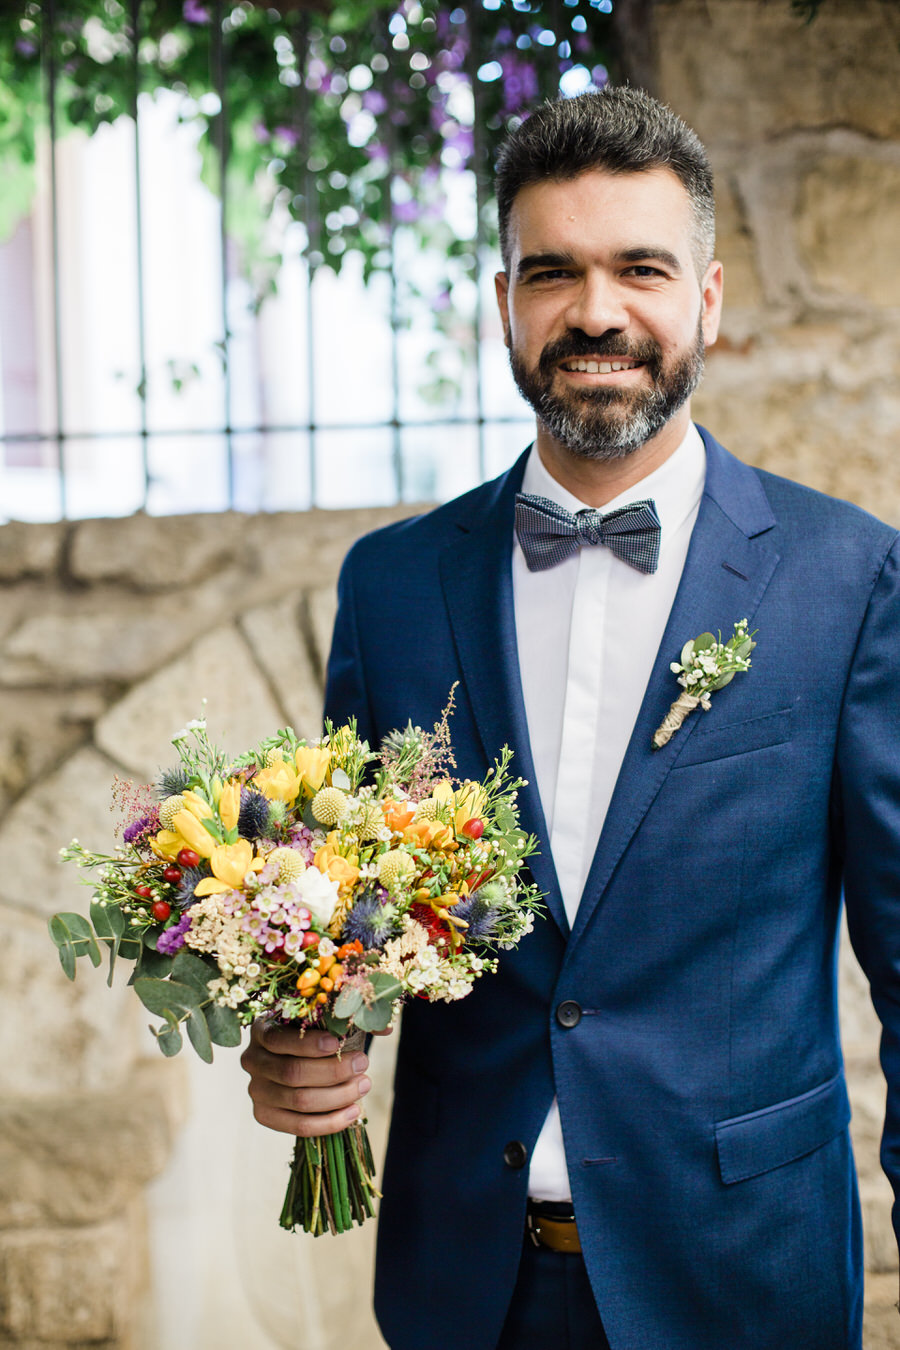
left=3, top=0, right=900, bottom=1343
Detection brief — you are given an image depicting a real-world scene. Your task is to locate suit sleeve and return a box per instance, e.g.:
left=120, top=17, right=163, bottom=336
left=837, top=532, right=900, bottom=1247
left=323, top=544, right=377, bottom=746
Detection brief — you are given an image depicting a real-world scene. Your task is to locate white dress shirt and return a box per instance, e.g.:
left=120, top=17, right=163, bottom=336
left=513, top=423, right=707, bottom=1201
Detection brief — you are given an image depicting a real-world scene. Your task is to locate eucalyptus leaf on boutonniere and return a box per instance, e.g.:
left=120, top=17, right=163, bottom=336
left=652, top=620, right=757, bottom=749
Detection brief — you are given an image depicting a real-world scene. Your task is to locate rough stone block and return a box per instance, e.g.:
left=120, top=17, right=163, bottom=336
left=94, top=621, right=285, bottom=779
left=0, top=1218, right=135, bottom=1341
left=0, top=904, right=137, bottom=1097
left=308, top=584, right=338, bottom=685
left=70, top=512, right=249, bottom=591
left=239, top=594, right=324, bottom=739
left=0, top=522, right=65, bottom=581
left=797, top=155, right=900, bottom=308
left=656, top=0, right=900, bottom=143
left=0, top=1060, right=184, bottom=1230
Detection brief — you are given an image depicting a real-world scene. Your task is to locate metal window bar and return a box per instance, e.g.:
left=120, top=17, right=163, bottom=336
left=0, top=2, right=546, bottom=518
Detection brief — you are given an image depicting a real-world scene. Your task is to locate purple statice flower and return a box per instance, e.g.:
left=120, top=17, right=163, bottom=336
left=254, top=122, right=271, bottom=144
left=183, top=0, right=210, bottom=22
left=157, top=911, right=193, bottom=955
left=274, top=125, right=299, bottom=147
left=123, top=812, right=158, bottom=845
left=15, top=39, right=37, bottom=57
left=393, top=199, right=420, bottom=224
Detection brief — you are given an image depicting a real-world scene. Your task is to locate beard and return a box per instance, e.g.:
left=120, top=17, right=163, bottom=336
left=508, top=320, right=706, bottom=461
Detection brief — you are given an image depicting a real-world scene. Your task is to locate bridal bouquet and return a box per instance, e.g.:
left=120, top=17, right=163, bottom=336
left=51, top=702, right=541, bottom=1236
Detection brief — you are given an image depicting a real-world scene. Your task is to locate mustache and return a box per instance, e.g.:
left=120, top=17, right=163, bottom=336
left=538, top=332, right=663, bottom=378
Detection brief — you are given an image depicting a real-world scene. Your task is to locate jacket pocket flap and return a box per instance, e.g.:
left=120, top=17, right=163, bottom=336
left=715, top=1072, right=850, bottom=1184
left=674, top=708, right=792, bottom=769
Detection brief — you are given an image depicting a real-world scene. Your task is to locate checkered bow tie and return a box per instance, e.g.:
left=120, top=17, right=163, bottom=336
left=514, top=493, right=662, bottom=575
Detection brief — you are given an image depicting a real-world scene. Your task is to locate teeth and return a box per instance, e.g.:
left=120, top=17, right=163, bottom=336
left=566, top=359, right=635, bottom=374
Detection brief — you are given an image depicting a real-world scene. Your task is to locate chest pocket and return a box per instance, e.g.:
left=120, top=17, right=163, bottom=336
left=671, top=707, right=792, bottom=770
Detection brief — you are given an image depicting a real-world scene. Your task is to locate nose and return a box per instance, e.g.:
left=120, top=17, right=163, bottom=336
left=563, top=271, right=629, bottom=336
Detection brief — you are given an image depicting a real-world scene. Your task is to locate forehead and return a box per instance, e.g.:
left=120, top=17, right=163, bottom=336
left=505, top=167, right=695, bottom=264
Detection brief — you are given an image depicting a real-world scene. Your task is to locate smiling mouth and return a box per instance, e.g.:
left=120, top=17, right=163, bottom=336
left=559, top=358, right=644, bottom=374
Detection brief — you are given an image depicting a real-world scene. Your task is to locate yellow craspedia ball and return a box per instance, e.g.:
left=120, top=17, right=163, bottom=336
left=353, top=801, right=384, bottom=842
left=159, top=795, right=186, bottom=830
left=265, top=747, right=288, bottom=767
left=377, top=849, right=415, bottom=888
left=265, top=847, right=307, bottom=883
left=413, top=798, right=439, bottom=822
left=311, top=786, right=348, bottom=826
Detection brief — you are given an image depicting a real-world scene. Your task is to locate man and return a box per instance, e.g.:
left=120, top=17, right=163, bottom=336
left=241, top=88, right=900, bottom=1349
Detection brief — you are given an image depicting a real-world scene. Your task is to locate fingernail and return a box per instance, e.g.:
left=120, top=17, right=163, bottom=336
left=346, top=1103, right=361, bottom=1122
left=358, top=1076, right=372, bottom=1097
left=318, top=1034, right=339, bottom=1052
left=352, top=1054, right=368, bottom=1073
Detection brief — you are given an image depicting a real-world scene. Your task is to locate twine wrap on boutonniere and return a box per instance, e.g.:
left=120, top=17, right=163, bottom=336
left=652, top=620, right=757, bottom=749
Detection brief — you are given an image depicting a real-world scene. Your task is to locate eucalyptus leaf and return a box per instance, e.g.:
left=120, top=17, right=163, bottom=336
left=186, top=1006, right=214, bottom=1063
left=131, top=944, right=172, bottom=981
left=694, top=632, right=716, bottom=652
left=134, top=976, right=202, bottom=1018
left=334, top=986, right=364, bottom=1019
left=322, top=1010, right=351, bottom=1038
left=368, top=972, right=403, bottom=1001
left=48, top=913, right=101, bottom=969
left=680, top=638, right=695, bottom=666
left=118, top=934, right=143, bottom=964
left=57, top=941, right=76, bottom=981
left=735, top=638, right=756, bottom=659
left=155, top=1023, right=183, bottom=1057
left=171, top=950, right=216, bottom=998
left=331, top=768, right=351, bottom=791
left=354, top=999, right=395, bottom=1033
left=90, top=901, right=125, bottom=941
left=206, top=1002, right=242, bottom=1048
left=708, top=671, right=735, bottom=692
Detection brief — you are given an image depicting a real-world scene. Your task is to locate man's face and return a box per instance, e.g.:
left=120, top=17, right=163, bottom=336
left=495, top=168, right=723, bottom=462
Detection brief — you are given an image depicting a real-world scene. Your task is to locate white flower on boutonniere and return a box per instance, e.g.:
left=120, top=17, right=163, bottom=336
left=652, top=619, right=757, bottom=749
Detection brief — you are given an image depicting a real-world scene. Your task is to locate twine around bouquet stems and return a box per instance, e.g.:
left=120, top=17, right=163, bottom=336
left=652, top=691, right=701, bottom=749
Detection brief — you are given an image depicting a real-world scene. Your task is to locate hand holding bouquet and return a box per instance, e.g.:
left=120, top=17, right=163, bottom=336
left=51, top=700, right=541, bottom=1236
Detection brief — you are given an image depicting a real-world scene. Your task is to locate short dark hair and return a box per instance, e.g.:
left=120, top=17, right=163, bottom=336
left=495, top=87, right=715, bottom=275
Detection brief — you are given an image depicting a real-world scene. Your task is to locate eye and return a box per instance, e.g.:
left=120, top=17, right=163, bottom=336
left=624, top=265, right=666, bottom=279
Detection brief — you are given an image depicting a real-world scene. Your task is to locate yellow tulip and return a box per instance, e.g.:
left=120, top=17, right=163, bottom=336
left=149, top=829, right=185, bottom=861
left=194, top=839, right=265, bottom=896
left=254, top=761, right=301, bottom=804
left=452, top=780, right=488, bottom=833
left=314, top=843, right=360, bottom=893
left=295, top=746, right=331, bottom=793
left=219, top=780, right=241, bottom=833
left=181, top=790, right=214, bottom=821
left=171, top=809, right=216, bottom=859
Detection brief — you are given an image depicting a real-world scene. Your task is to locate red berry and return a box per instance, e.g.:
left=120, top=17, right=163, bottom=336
left=177, top=848, right=201, bottom=868
left=162, top=865, right=183, bottom=884
left=151, top=900, right=172, bottom=921
left=134, top=884, right=153, bottom=899
left=461, top=817, right=485, bottom=840
left=301, top=931, right=320, bottom=949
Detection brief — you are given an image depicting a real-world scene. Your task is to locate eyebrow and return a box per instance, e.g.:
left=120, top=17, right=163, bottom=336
left=515, top=245, right=685, bottom=281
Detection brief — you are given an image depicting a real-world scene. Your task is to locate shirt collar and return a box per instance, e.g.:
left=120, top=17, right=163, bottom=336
left=520, top=422, right=706, bottom=548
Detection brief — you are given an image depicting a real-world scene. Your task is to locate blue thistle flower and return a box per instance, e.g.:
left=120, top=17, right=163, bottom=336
left=238, top=788, right=272, bottom=840
left=343, top=887, right=402, bottom=949
left=157, top=767, right=190, bottom=798
left=175, top=866, right=206, bottom=907
left=452, top=891, right=501, bottom=942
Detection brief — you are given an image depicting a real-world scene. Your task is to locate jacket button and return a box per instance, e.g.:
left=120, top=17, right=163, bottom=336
left=503, top=1140, right=528, bottom=1170
left=556, top=1000, right=582, bottom=1028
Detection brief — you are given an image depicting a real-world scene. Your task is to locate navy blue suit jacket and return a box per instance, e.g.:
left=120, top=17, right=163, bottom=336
left=324, top=429, right=900, bottom=1350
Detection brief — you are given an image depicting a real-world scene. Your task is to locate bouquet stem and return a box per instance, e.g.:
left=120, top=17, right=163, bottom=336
left=279, top=1119, right=380, bottom=1235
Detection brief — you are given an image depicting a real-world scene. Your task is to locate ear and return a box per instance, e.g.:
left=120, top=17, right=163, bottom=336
left=494, top=271, right=511, bottom=347
left=700, top=260, right=724, bottom=348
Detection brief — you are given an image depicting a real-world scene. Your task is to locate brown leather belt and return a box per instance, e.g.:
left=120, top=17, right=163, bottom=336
left=526, top=1200, right=582, bottom=1254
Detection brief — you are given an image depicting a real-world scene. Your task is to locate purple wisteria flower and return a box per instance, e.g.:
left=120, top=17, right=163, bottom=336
left=183, top=1, right=210, bottom=23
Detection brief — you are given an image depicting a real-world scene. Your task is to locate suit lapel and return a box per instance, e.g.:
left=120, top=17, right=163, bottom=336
left=566, top=431, right=782, bottom=950
left=438, top=451, right=568, bottom=936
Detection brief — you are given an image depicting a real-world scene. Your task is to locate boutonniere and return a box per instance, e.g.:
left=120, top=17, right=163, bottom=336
left=652, top=619, right=757, bottom=749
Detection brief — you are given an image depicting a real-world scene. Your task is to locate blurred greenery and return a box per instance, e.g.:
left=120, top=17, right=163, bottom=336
left=2, top=0, right=615, bottom=294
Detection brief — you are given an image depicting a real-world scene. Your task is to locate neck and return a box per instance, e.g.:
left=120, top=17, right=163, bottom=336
left=535, top=406, right=691, bottom=508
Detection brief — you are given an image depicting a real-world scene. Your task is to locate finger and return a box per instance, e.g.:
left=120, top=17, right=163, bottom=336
left=241, top=1042, right=368, bottom=1089
left=252, top=1020, right=343, bottom=1058
left=249, top=1076, right=372, bottom=1136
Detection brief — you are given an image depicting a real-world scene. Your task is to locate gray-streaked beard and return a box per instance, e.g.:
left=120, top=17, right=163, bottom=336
left=508, top=319, right=706, bottom=462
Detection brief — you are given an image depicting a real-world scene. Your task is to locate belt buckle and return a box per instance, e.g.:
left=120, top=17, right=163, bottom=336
left=526, top=1206, right=542, bottom=1249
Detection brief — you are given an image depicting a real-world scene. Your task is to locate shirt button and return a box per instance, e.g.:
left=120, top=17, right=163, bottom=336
left=556, top=1000, right=582, bottom=1029
left=503, top=1140, right=528, bottom=1170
